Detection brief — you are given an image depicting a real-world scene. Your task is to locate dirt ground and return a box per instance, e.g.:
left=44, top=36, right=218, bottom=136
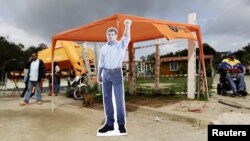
left=0, top=94, right=207, bottom=141
left=1, top=75, right=249, bottom=141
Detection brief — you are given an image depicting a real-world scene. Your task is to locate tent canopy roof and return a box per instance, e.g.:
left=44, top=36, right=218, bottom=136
left=39, top=41, right=94, bottom=70
left=51, top=13, right=204, bottom=74
left=52, top=13, right=201, bottom=46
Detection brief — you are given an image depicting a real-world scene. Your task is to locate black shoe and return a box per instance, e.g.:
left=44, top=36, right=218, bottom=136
left=118, top=124, right=127, bottom=134
left=98, top=124, right=114, bottom=133
left=238, top=90, right=247, bottom=96
left=231, top=92, right=238, bottom=97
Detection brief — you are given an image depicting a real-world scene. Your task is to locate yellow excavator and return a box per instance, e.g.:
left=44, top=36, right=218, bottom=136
left=38, top=40, right=96, bottom=83
left=38, top=41, right=97, bottom=100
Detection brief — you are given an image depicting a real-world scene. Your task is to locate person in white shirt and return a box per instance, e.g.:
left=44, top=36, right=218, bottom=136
left=19, top=52, right=46, bottom=106
left=97, top=19, right=131, bottom=136
left=54, top=62, right=61, bottom=96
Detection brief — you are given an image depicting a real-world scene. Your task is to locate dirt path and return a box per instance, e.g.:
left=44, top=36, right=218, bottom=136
left=2, top=75, right=249, bottom=141
left=0, top=95, right=207, bottom=141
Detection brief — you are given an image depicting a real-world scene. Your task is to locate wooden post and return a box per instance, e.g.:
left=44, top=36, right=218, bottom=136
left=197, top=59, right=201, bottom=99
left=128, top=42, right=136, bottom=95
left=82, top=43, right=93, bottom=87
left=210, top=58, right=214, bottom=77
left=94, top=43, right=101, bottom=91
left=155, top=42, right=160, bottom=91
left=187, top=13, right=197, bottom=99
left=140, top=59, right=143, bottom=77
left=126, top=63, right=129, bottom=81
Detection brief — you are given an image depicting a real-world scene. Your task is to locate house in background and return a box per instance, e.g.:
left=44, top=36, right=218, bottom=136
left=160, top=55, right=214, bottom=77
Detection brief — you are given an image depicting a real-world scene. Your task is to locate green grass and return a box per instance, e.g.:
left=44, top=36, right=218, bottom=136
left=124, top=77, right=213, bottom=97
left=90, top=77, right=213, bottom=104
left=126, top=77, right=188, bottom=94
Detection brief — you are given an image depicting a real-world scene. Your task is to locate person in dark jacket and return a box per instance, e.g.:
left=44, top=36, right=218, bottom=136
left=19, top=51, right=46, bottom=106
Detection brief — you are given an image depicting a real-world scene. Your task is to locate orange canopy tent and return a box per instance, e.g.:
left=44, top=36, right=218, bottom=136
left=51, top=13, right=207, bottom=95
left=52, top=13, right=205, bottom=73
left=38, top=41, right=94, bottom=76
left=52, top=13, right=201, bottom=43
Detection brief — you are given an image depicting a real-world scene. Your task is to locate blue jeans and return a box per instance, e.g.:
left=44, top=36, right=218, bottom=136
left=24, top=81, right=42, bottom=103
left=54, top=75, right=60, bottom=94
left=102, top=68, right=125, bottom=126
left=226, top=73, right=245, bottom=92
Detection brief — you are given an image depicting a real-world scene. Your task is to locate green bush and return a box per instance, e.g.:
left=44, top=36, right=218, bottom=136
left=206, top=67, right=212, bottom=77
left=178, top=65, right=187, bottom=74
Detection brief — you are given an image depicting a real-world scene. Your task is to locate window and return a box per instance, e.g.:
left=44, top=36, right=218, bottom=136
left=169, top=62, right=178, bottom=71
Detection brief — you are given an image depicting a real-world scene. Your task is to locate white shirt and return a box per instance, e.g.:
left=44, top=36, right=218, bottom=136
left=55, top=65, right=60, bottom=75
left=99, top=36, right=130, bottom=69
left=29, top=59, right=39, bottom=81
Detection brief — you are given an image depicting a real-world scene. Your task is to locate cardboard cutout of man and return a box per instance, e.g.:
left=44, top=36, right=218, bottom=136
left=97, top=19, right=131, bottom=136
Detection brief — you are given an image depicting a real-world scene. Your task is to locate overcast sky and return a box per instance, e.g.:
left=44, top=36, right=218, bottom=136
left=0, top=0, right=250, bottom=59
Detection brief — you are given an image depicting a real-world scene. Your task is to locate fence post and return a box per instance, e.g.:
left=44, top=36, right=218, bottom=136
left=155, top=41, right=160, bottom=91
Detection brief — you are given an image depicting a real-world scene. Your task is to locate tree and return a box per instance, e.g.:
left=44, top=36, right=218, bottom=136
left=242, top=54, right=250, bottom=64
left=0, top=36, right=25, bottom=71
left=0, top=36, right=48, bottom=71
left=147, top=53, right=155, bottom=61
left=196, top=43, right=216, bottom=56
left=175, top=49, right=188, bottom=56
left=37, top=43, right=47, bottom=50
left=235, top=50, right=247, bottom=64
left=243, top=43, right=250, bottom=53
left=18, top=43, right=25, bottom=49
left=160, top=52, right=174, bottom=58
left=234, top=43, right=250, bottom=65
left=140, top=56, right=146, bottom=61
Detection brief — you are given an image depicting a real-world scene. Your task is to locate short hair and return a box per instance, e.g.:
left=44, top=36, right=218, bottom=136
left=107, top=27, right=118, bottom=35
left=32, top=51, right=38, bottom=56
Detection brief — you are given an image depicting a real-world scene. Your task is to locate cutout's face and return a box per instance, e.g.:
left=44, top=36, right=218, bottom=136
left=107, top=31, right=117, bottom=42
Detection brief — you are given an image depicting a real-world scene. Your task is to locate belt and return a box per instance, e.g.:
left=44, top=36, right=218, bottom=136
left=103, top=67, right=121, bottom=71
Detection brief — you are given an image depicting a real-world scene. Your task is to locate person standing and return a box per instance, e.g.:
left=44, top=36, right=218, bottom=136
left=19, top=51, right=46, bottom=106
left=21, top=57, right=35, bottom=98
left=97, top=19, right=131, bottom=136
left=54, top=62, right=61, bottom=96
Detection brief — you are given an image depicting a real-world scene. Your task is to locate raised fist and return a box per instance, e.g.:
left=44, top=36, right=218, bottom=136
left=124, top=19, right=132, bottom=26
